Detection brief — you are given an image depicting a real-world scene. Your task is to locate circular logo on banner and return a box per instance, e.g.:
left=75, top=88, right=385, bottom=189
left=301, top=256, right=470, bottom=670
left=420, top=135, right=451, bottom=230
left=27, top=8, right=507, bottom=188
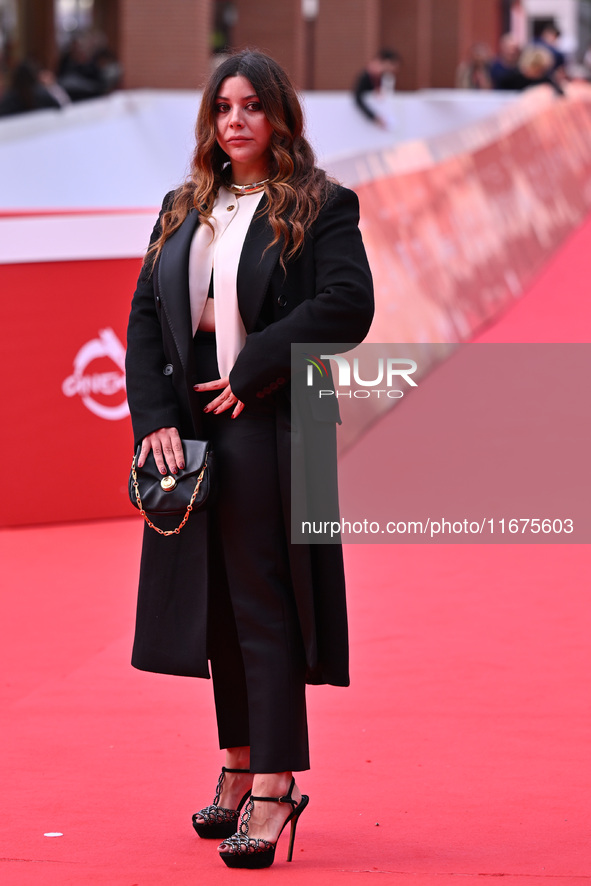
left=62, top=328, right=129, bottom=421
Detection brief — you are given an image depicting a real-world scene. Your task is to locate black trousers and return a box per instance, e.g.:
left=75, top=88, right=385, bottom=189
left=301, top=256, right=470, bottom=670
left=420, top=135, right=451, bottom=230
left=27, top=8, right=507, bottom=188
left=194, top=332, right=309, bottom=772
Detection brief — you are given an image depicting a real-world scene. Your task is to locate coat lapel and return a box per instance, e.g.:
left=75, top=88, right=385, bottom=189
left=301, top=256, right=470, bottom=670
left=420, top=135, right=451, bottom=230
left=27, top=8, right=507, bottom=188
left=237, top=198, right=282, bottom=332
left=157, top=209, right=200, bottom=373
left=157, top=210, right=206, bottom=437
left=157, top=198, right=282, bottom=357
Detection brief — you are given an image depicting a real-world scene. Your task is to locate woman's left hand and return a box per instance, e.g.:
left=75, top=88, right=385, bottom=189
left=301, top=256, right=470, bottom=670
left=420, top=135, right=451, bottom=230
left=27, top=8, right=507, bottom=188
left=193, top=377, right=245, bottom=418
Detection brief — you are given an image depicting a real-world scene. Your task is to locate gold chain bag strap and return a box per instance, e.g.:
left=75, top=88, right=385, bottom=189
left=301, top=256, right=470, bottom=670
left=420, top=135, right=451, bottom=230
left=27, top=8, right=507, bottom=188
left=128, top=439, right=212, bottom=536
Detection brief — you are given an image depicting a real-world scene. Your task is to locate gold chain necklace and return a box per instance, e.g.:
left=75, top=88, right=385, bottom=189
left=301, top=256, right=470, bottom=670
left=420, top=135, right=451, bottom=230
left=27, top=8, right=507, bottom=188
left=228, top=178, right=269, bottom=196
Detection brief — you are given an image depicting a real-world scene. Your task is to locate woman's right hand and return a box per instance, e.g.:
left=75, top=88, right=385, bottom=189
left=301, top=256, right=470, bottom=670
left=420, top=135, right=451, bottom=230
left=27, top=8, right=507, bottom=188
left=138, top=427, right=184, bottom=474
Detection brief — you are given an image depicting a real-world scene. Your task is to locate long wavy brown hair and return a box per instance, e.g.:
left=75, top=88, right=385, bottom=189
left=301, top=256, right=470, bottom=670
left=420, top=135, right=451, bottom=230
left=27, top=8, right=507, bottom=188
left=145, top=50, right=334, bottom=272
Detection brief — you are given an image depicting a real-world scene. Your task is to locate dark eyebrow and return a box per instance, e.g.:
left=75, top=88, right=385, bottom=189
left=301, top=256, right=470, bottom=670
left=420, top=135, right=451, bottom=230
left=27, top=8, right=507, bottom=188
left=216, top=94, right=259, bottom=101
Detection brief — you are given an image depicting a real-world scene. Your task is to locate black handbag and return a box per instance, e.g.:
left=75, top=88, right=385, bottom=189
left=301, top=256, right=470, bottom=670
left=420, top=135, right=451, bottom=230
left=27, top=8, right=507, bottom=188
left=129, top=439, right=213, bottom=536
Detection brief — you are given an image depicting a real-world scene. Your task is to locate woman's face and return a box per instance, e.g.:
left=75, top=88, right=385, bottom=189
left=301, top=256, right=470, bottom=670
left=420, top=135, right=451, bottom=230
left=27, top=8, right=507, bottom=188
left=214, top=75, right=274, bottom=182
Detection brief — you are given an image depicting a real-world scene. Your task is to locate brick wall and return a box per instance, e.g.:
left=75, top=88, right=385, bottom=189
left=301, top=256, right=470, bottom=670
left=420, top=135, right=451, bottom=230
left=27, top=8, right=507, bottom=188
left=114, top=0, right=501, bottom=92
left=231, top=0, right=381, bottom=90
left=19, top=0, right=57, bottom=69
left=381, top=0, right=428, bottom=90
left=463, top=0, right=501, bottom=58
left=119, top=0, right=211, bottom=89
left=430, top=0, right=461, bottom=87
left=232, top=0, right=304, bottom=85
left=436, top=0, right=500, bottom=87
left=313, top=0, right=380, bottom=89
left=380, top=0, right=501, bottom=89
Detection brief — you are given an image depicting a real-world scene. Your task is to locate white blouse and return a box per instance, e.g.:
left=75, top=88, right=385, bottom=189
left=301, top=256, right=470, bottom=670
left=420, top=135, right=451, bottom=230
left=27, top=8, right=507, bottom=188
left=188, top=185, right=264, bottom=378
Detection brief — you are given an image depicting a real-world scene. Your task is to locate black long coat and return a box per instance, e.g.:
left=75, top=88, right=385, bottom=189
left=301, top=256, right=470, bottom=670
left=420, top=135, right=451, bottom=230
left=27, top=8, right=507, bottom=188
left=125, top=183, right=374, bottom=686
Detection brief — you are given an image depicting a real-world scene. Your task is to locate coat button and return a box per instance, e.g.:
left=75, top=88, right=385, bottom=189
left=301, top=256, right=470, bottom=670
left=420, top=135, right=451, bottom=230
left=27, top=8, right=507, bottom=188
left=277, top=377, right=286, bottom=385
left=256, top=391, right=265, bottom=399
left=270, top=382, right=278, bottom=391
left=163, top=364, right=173, bottom=376
left=277, top=294, right=287, bottom=307
left=227, top=204, right=235, bottom=211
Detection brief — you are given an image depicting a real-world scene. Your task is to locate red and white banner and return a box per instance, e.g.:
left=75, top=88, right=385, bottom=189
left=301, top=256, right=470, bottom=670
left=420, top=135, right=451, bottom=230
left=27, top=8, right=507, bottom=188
left=0, top=213, right=154, bottom=526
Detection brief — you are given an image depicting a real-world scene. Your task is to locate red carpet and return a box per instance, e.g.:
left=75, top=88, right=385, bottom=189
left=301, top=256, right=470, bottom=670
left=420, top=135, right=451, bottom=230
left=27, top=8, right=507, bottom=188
left=2, top=216, right=590, bottom=885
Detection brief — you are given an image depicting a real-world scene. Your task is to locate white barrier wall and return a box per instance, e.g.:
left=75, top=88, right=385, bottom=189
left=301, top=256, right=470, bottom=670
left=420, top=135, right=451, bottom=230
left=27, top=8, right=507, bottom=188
left=0, top=89, right=518, bottom=212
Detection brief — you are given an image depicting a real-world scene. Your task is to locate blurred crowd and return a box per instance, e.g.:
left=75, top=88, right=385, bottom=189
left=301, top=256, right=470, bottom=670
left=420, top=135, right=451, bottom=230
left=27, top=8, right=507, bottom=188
left=350, top=24, right=586, bottom=130
left=2, top=21, right=589, bottom=126
left=0, top=29, right=121, bottom=118
left=455, top=24, right=576, bottom=95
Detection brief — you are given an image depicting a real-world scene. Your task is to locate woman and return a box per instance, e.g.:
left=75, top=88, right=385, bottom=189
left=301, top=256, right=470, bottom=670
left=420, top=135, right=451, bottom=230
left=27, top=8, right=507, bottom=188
left=495, top=44, right=564, bottom=94
left=455, top=43, right=493, bottom=90
left=125, top=50, right=373, bottom=869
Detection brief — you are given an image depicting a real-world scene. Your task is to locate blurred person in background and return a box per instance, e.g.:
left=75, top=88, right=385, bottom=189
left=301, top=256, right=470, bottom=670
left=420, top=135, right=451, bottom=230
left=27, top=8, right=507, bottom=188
left=57, top=29, right=121, bottom=102
left=495, top=44, right=564, bottom=95
left=0, top=42, right=8, bottom=95
left=582, top=42, right=591, bottom=80
left=535, top=22, right=566, bottom=82
left=455, top=42, right=493, bottom=89
left=126, top=49, right=373, bottom=870
left=0, top=58, right=69, bottom=117
left=352, top=48, right=401, bottom=128
left=490, top=33, right=521, bottom=89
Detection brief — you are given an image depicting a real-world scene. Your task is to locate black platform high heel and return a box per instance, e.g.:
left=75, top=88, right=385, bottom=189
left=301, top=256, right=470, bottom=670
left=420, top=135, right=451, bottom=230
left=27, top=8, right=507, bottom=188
left=218, top=776, right=309, bottom=868
left=192, top=767, right=252, bottom=839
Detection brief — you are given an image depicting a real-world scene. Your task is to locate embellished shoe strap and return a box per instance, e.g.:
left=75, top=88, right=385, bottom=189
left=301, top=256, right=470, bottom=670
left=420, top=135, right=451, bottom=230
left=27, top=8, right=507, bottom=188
left=230, top=779, right=302, bottom=850
left=248, top=777, right=298, bottom=809
left=213, top=766, right=251, bottom=805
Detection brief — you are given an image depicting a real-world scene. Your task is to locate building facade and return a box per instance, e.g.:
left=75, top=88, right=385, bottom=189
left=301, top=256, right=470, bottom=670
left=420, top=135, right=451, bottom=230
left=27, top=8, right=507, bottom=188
left=13, top=0, right=587, bottom=92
